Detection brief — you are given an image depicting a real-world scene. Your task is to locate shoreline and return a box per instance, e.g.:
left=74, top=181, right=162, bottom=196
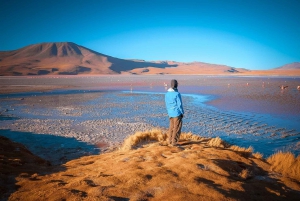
left=0, top=75, right=300, bottom=164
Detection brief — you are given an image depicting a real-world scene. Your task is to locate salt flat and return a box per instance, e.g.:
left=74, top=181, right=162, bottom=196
left=0, top=75, right=299, bottom=164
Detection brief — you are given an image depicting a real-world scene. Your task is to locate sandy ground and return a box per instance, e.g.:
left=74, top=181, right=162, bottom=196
left=1, top=132, right=300, bottom=201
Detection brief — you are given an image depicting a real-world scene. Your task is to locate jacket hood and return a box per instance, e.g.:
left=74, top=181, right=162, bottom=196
left=167, top=88, right=178, bottom=92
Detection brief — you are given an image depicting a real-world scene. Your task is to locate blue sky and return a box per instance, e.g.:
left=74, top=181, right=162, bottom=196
left=0, top=0, right=299, bottom=70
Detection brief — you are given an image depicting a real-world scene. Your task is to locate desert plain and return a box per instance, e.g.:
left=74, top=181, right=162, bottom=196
left=0, top=75, right=300, bottom=200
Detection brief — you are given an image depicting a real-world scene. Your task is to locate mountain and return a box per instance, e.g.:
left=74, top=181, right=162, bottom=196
left=0, top=42, right=248, bottom=76
left=275, top=62, right=300, bottom=70
left=0, top=42, right=299, bottom=76
left=0, top=42, right=179, bottom=76
left=246, top=62, right=300, bottom=76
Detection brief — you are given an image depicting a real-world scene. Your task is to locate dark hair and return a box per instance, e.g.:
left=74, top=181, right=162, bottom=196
left=171, top=79, right=178, bottom=89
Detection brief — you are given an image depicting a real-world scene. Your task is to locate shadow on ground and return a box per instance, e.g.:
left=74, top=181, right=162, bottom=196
left=0, top=129, right=100, bottom=201
left=0, top=129, right=100, bottom=165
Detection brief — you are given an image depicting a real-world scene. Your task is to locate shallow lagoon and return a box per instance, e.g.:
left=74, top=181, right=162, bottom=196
left=121, top=89, right=300, bottom=157
left=0, top=75, right=300, bottom=163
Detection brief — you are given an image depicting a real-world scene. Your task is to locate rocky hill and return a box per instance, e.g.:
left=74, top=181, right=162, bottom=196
left=0, top=42, right=249, bottom=76
left=1, top=131, right=300, bottom=200
left=0, top=42, right=180, bottom=76
left=0, top=135, right=50, bottom=200
left=275, top=62, right=300, bottom=70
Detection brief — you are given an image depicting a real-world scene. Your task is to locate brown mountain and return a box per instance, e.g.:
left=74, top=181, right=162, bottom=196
left=125, top=61, right=250, bottom=75
left=0, top=42, right=299, bottom=76
left=0, top=42, right=249, bottom=76
left=0, top=42, right=180, bottom=76
left=275, top=62, right=300, bottom=70
left=243, top=62, right=300, bottom=76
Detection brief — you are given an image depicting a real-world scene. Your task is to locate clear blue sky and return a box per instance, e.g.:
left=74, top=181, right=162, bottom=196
left=0, top=0, right=299, bottom=70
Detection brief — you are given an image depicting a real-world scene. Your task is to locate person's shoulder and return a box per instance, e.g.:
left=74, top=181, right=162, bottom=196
left=176, top=91, right=182, bottom=97
left=174, top=89, right=180, bottom=94
left=167, top=88, right=175, bottom=92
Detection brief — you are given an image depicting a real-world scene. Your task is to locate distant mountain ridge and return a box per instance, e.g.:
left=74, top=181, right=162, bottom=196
left=0, top=42, right=299, bottom=76
left=275, top=62, right=300, bottom=70
left=0, top=42, right=180, bottom=75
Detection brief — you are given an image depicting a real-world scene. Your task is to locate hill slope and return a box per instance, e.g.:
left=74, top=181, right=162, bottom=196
left=275, top=62, right=300, bottom=70
left=0, top=42, right=249, bottom=76
left=1, top=42, right=299, bottom=76
left=2, top=131, right=300, bottom=200
left=0, top=42, right=179, bottom=76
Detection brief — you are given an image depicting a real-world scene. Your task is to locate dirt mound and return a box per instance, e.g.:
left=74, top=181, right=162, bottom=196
left=0, top=136, right=50, bottom=200
left=3, top=131, right=300, bottom=200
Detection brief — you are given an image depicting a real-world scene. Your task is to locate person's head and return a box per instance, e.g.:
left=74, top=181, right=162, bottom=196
left=171, top=79, right=178, bottom=89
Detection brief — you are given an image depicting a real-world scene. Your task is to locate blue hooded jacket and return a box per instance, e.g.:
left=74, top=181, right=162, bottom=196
left=165, top=88, right=184, bottom=118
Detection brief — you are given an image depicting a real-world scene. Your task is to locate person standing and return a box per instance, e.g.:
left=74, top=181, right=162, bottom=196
left=165, top=79, right=184, bottom=146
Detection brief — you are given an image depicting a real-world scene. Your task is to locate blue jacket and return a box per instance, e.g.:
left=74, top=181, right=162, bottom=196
left=165, top=88, right=184, bottom=118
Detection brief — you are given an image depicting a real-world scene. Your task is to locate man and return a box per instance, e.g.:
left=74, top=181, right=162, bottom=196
left=165, top=79, right=184, bottom=146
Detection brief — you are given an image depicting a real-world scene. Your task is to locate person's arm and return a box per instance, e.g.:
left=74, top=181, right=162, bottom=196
left=177, top=93, right=184, bottom=115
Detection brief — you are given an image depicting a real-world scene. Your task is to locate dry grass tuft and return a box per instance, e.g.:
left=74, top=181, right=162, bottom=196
left=207, top=137, right=260, bottom=159
left=121, top=130, right=209, bottom=151
left=121, top=128, right=166, bottom=151
left=229, top=145, right=253, bottom=153
left=267, top=151, right=300, bottom=181
left=208, top=137, right=230, bottom=148
left=229, top=145, right=253, bottom=157
left=179, top=132, right=207, bottom=141
left=239, top=169, right=252, bottom=180
left=252, top=152, right=263, bottom=159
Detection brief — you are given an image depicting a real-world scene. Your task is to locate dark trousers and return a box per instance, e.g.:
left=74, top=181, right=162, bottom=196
left=168, top=115, right=183, bottom=145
